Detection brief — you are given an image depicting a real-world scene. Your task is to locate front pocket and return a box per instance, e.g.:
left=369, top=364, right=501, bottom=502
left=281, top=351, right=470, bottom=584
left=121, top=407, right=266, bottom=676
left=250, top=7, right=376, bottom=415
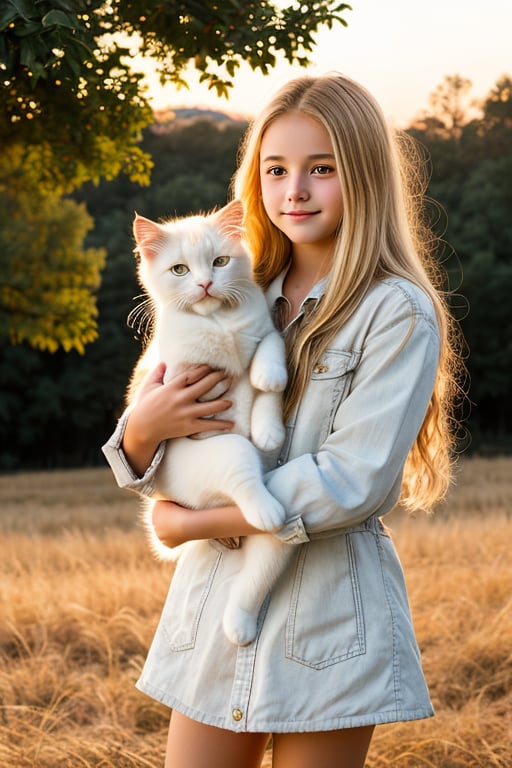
left=285, top=535, right=366, bottom=669
left=162, top=541, right=222, bottom=651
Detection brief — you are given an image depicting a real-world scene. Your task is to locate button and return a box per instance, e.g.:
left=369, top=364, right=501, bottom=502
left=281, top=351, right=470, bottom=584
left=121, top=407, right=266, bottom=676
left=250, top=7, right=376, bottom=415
left=313, top=363, right=329, bottom=374
left=232, top=708, right=243, bottom=722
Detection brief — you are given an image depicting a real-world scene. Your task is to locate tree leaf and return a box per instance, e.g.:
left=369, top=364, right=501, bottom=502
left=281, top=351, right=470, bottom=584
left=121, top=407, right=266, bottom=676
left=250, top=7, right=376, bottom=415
left=42, top=9, right=79, bottom=30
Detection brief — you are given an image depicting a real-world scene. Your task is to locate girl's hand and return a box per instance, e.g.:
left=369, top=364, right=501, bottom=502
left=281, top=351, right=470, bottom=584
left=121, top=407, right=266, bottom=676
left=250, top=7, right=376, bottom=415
left=122, top=363, right=234, bottom=476
left=152, top=499, right=264, bottom=548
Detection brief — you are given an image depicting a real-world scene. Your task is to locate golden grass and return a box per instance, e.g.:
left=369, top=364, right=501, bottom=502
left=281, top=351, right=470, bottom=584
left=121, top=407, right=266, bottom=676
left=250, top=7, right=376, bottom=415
left=0, top=457, right=510, bottom=767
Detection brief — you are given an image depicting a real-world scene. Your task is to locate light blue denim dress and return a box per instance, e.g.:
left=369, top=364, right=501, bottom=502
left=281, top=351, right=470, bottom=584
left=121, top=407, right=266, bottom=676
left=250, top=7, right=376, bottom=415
left=103, top=276, right=437, bottom=732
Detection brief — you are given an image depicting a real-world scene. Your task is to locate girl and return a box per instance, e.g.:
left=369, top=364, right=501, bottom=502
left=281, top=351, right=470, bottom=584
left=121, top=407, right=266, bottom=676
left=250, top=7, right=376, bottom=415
left=103, top=73, right=461, bottom=768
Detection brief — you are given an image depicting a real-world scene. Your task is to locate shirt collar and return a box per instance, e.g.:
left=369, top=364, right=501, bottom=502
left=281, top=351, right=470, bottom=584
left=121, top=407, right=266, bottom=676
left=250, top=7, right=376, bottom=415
left=266, top=266, right=329, bottom=330
left=266, top=267, right=328, bottom=307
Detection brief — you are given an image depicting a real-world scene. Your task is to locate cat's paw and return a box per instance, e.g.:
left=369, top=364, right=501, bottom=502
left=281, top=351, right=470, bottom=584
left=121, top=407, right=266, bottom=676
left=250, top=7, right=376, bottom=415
left=223, top=604, right=258, bottom=646
left=252, top=420, right=285, bottom=453
left=251, top=362, right=288, bottom=393
left=242, top=494, right=285, bottom=531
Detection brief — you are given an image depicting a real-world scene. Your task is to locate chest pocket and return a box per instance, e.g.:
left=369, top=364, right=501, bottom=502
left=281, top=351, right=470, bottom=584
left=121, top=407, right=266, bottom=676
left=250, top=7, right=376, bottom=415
left=307, top=349, right=360, bottom=445
left=311, top=348, right=359, bottom=378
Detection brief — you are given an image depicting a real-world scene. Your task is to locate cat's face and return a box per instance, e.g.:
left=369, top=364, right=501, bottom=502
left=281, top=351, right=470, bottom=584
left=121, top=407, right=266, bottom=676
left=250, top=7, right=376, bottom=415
left=134, top=201, right=251, bottom=316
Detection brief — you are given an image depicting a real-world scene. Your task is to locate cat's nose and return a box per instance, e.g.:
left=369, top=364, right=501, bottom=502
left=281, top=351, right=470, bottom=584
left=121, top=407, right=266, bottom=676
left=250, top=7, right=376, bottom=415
left=198, top=280, right=213, bottom=294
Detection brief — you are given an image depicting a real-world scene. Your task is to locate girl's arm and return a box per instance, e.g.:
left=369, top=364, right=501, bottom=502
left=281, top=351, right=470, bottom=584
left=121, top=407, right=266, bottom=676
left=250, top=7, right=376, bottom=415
left=151, top=500, right=264, bottom=549
left=265, top=287, right=442, bottom=542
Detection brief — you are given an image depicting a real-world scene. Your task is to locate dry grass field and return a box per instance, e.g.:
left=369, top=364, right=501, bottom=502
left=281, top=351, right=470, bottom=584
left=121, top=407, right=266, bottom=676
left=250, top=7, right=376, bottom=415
left=0, top=457, right=510, bottom=767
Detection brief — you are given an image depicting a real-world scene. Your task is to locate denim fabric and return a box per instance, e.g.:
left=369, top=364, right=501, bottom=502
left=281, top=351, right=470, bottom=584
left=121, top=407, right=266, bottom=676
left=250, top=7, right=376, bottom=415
left=103, top=276, right=437, bottom=732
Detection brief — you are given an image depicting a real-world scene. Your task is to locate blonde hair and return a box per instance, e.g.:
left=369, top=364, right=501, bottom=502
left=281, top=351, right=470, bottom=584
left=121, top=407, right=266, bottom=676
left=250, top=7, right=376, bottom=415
left=232, top=73, right=462, bottom=512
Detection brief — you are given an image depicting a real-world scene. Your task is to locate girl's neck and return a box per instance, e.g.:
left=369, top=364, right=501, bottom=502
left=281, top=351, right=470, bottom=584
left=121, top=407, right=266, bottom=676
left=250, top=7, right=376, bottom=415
left=282, top=245, right=332, bottom=323
left=287, top=245, right=332, bottom=290
left=290, top=242, right=333, bottom=278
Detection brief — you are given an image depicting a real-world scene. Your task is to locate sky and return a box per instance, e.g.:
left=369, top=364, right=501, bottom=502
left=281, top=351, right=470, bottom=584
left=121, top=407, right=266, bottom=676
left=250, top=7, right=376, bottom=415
left=136, top=0, right=511, bottom=127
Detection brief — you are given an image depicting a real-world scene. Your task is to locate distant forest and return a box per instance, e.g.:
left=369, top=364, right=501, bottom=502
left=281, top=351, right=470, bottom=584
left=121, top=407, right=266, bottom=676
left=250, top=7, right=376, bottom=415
left=1, top=75, right=511, bottom=470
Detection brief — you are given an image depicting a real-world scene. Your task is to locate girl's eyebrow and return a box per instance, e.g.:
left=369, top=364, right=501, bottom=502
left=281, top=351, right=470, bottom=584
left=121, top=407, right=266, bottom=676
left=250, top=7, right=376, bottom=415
left=261, top=153, right=336, bottom=163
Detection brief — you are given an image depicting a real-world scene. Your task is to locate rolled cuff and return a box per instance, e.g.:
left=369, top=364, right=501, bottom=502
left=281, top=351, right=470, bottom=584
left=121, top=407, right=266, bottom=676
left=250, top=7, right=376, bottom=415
left=101, top=409, right=166, bottom=497
left=274, top=514, right=310, bottom=545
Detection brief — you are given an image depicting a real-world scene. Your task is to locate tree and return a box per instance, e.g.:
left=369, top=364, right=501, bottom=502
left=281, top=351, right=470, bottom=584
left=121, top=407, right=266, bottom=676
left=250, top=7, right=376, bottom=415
left=0, top=164, right=107, bottom=355
left=480, top=75, right=512, bottom=157
left=482, top=75, right=512, bottom=128
left=1, top=1, right=154, bottom=193
left=0, top=159, right=105, bottom=353
left=412, top=75, right=512, bottom=447
left=409, top=75, right=479, bottom=180
left=428, top=73, right=474, bottom=140
left=0, top=0, right=350, bottom=355
left=1, top=0, right=351, bottom=192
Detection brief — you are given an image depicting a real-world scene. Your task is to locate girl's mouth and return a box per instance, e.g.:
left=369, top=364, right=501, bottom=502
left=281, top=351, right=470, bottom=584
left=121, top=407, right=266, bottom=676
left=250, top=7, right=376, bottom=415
left=284, top=210, right=318, bottom=219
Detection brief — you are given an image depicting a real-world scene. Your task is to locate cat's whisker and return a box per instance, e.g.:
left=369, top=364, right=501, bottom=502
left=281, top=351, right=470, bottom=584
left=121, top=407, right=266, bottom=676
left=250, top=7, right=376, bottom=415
left=128, top=295, right=155, bottom=342
left=174, top=295, right=195, bottom=312
left=223, top=283, right=252, bottom=308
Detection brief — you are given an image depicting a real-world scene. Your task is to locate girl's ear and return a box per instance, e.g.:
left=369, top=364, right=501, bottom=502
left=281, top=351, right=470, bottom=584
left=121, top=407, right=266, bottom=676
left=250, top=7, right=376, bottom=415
left=133, top=213, right=166, bottom=260
left=213, top=200, right=244, bottom=240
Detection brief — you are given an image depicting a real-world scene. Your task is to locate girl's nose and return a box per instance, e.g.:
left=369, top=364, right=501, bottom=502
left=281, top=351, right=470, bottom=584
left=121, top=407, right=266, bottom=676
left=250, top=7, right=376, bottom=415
left=287, top=176, right=309, bottom=202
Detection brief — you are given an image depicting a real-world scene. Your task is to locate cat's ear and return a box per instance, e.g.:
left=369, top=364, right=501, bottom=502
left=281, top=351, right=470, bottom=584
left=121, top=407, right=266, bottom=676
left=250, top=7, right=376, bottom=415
left=213, top=200, right=244, bottom=240
left=133, top=213, right=166, bottom=260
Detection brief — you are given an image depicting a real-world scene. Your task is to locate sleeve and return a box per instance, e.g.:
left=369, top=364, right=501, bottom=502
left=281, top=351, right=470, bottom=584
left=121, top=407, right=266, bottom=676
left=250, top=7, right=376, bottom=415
left=101, top=409, right=166, bottom=497
left=265, top=300, right=440, bottom=543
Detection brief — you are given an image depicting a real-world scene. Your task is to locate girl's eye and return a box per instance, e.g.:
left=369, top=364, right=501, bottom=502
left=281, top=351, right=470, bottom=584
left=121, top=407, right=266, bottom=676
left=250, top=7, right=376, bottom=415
left=267, top=166, right=286, bottom=177
left=170, top=264, right=189, bottom=276
left=213, top=256, right=230, bottom=268
left=313, top=165, right=334, bottom=175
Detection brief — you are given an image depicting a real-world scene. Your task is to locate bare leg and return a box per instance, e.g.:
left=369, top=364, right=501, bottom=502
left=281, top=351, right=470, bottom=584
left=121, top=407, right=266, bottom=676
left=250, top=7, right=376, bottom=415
left=165, top=710, right=270, bottom=768
left=272, top=726, right=374, bottom=768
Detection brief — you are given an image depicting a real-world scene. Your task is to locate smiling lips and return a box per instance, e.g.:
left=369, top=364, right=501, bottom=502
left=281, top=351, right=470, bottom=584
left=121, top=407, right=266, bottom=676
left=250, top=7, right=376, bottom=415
left=283, top=210, right=319, bottom=219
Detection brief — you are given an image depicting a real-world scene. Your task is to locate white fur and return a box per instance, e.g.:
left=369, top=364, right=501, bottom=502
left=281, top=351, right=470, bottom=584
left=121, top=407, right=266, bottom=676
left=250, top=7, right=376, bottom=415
left=132, top=201, right=293, bottom=645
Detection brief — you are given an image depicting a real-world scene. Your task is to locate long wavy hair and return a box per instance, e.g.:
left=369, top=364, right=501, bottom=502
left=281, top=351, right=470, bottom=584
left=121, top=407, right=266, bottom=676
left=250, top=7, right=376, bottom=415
left=232, top=73, right=463, bottom=512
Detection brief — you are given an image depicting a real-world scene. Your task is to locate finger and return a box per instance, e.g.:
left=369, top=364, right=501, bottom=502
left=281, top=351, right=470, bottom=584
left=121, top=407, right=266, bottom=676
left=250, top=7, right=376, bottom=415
left=151, top=362, right=167, bottom=382
left=187, top=369, right=230, bottom=398
left=143, top=362, right=166, bottom=385
left=192, top=398, right=232, bottom=418
left=178, top=365, right=215, bottom=387
left=137, top=362, right=167, bottom=398
left=190, top=417, right=234, bottom=434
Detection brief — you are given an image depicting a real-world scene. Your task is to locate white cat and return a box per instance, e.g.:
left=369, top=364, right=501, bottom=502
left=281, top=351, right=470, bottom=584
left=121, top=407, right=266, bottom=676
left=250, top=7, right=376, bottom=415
left=130, top=200, right=292, bottom=646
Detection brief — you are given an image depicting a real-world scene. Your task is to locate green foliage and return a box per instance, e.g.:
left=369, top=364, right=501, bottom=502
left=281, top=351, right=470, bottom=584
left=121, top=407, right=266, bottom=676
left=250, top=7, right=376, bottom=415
left=435, top=155, right=512, bottom=410
left=0, top=0, right=350, bottom=191
left=0, top=0, right=350, bottom=362
left=0, top=0, right=154, bottom=193
left=116, top=1, right=351, bottom=96
left=0, top=150, right=106, bottom=353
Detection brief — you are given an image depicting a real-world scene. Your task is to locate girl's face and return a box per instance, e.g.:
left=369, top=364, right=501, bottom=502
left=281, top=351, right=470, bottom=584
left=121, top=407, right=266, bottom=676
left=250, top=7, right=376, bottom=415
left=259, top=112, right=343, bottom=255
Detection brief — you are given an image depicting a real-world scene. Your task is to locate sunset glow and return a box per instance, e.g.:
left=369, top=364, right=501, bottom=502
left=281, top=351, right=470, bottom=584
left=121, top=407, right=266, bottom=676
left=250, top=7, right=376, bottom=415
left=134, top=0, right=511, bottom=126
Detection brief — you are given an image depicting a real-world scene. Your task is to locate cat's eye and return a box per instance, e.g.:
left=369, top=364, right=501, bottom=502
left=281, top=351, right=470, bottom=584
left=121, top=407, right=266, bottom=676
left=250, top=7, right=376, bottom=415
left=213, top=256, right=230, bottom=268
left=170, top=264, right=189, bottom=276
